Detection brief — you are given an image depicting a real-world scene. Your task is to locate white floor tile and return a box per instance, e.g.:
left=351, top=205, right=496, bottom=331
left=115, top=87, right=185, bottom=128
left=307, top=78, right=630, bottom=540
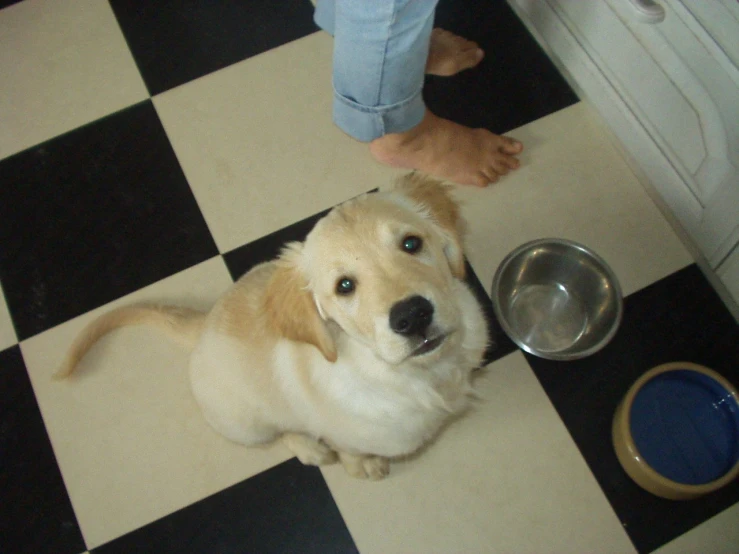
left=153, top=32, right=404, bottom=254
left=453, top=102, right=693, bottom=298
left=21, top=257, right=292, bottom=549
left=0, top=0, right=148, bottom=159
left=323, top=352, right=636, bottom=554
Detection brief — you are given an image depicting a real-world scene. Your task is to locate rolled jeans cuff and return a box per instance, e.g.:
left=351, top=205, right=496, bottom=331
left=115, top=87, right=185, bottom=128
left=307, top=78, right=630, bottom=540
left=332, top=85, right=427, bottom=143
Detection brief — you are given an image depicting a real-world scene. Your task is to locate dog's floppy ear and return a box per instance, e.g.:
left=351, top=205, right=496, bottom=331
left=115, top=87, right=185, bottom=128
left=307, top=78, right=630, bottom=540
left=395, top=172, right=466, bottom=279
left=264, top=243, right=338, bottom=363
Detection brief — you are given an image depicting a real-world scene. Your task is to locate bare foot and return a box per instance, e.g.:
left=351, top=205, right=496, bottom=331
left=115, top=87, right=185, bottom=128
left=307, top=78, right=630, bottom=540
left=425, top=28, right=485, bottom=77
left=370, top=110, right=523, bottom=187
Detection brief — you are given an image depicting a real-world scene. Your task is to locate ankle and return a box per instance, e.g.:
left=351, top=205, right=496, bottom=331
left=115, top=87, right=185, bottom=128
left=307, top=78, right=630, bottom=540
left=370, top=111, right=435, bottom=152
left=369, top=128, right=424, bottom=168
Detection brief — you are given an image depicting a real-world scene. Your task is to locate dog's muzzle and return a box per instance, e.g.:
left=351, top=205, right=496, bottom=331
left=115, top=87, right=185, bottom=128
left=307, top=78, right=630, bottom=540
left=390, top=296, right=434, bottom=337
left=411, top=334, right=446, bottom=356
left=390, top=296, right=446, bottom=357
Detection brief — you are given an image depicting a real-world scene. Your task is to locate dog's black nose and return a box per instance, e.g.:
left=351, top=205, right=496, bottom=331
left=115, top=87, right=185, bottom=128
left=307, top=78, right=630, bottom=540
left=389, top=296, right=434, bottom=336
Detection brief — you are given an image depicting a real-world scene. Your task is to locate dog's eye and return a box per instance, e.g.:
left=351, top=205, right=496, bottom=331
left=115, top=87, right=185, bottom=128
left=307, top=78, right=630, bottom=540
left=336, top=277, right=355, bottom=295
left=401, top=235, right=423, bottom=254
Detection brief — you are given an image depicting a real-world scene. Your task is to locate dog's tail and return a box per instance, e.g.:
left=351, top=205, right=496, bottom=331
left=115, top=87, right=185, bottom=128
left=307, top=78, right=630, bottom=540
left=55, top=304, right=207, bottom=379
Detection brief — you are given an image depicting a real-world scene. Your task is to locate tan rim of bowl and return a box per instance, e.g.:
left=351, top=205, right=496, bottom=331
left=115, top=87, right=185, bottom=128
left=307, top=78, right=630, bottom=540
left=612, top=361, right=739, bottom=500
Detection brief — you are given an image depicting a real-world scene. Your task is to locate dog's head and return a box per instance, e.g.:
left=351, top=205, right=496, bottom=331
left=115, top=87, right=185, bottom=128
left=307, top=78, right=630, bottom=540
left=264, top=174, right=468, bottom=366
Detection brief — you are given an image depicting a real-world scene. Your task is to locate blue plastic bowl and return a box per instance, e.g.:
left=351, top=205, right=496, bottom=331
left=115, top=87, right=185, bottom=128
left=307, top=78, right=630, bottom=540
left=613, top=362, right=739, bottom=500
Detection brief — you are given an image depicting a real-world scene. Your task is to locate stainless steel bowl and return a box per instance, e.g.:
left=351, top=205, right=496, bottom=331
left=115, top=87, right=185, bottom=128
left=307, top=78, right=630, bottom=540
left=492, top=238, right=623, bottom=360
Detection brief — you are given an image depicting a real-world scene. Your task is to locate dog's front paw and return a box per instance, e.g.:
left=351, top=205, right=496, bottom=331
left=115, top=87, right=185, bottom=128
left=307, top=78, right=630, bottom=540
left=339, top=453, right=390, bottom=480
left=282, top=433, right=338, bottom=466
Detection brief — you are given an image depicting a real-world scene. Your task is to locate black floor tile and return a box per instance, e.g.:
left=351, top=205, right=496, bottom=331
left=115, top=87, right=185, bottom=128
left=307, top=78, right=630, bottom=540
left=524, top=265, right=739, bottom=554
left=0, top=101, right=218, bottom=341
left=428, top=0, right=579, bottom=133
left=223, top=205, right=334, bottom=282
left=92, top=458, right=357, bottom=554
left=463, top=260, right=518, bottom=366
left=0, top=0, right=23, bottom=10
left=222, top=189, right=379, bottom=280
left=109, top=0, right=319, bottom=95
left=0, top=345, right=86, bottom=554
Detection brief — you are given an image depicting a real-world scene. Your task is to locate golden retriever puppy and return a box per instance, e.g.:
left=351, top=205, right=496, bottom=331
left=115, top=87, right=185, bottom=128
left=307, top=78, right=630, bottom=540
left=57, top=174, right=489, bottom=479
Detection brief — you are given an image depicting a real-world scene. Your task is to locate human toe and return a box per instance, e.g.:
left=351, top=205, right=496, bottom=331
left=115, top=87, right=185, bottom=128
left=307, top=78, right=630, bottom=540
left=499, top=136, right=523, bottom=154
left=471, top=171, right=493, bottom=187
left=499, top=154, right=520, bottom=170
left=479, top=168, right=500, bottom=186
left=461, top=47, right=485, bottom=69
left=491, top=160, right=511, bottom=176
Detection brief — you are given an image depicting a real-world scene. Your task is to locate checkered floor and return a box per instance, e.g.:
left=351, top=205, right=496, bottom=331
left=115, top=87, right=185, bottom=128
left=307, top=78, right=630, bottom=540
left=1, top=1, right=738, bottom=553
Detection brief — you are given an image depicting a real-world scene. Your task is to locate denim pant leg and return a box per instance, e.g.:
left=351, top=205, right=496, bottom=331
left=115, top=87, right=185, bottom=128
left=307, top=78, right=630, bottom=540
left=314, top=0, right=437, bottom=142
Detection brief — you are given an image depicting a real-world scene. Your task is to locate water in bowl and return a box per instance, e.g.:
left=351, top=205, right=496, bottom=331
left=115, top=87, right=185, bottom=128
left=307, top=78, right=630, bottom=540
left=630, top=369, right=739, bottom=485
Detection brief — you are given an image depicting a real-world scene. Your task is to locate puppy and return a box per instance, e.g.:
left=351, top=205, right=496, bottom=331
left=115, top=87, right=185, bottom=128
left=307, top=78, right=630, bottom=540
left=57, top=174, right=489, bottom=479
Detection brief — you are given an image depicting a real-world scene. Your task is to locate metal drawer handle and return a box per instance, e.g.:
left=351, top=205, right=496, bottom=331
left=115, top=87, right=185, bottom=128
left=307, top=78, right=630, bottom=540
left=626, top=0, right=666, bottom=23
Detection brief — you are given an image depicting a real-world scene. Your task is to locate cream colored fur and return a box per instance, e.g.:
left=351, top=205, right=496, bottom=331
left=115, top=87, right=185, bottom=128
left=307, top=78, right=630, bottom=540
left=58, top=173, right=489, bottom=480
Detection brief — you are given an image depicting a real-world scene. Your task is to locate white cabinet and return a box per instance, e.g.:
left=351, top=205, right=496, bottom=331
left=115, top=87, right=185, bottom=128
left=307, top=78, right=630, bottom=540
left=507, top=0, right=739, bottom=312
left=718, top=245, right=739, bottom=304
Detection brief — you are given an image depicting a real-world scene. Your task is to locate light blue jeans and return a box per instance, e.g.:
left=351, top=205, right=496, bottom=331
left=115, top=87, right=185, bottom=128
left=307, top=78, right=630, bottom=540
left=314, top=0, right=438, bottom=142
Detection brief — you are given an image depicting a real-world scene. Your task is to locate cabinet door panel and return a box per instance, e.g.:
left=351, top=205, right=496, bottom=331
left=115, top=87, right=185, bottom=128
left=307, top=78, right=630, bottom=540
left=552, top=0, right=739, bottom=262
